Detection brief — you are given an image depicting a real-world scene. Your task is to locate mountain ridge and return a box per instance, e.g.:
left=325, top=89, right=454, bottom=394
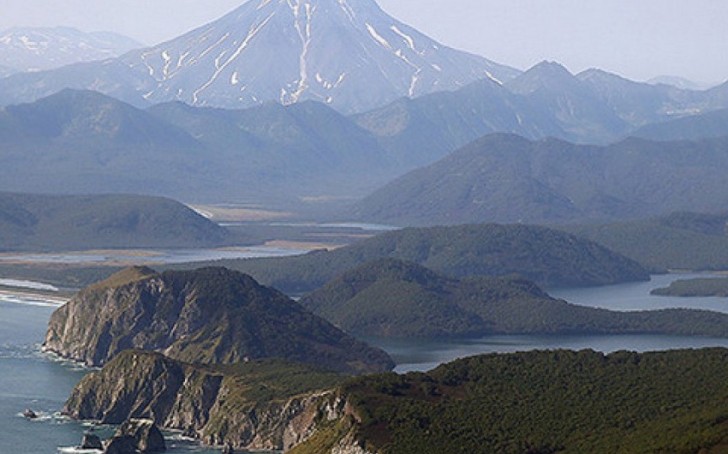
left=0, top=0, right=518, bottom=113
left=351, top=133, right=728, bottom=226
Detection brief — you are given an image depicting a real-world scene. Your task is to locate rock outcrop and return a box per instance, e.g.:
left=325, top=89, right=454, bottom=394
left=103, top=419, right=166, bottom=453
left=44, top=266, right=393, bottom=374
left=81, top=431, right=103, bottom=450
left=64, top=350, right=348, bottom=452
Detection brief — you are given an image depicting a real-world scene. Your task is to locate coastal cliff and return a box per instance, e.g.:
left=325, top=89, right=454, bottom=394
left=44, top=266, right=394, bottom=374
left=64, top=350, right=350, bottom=451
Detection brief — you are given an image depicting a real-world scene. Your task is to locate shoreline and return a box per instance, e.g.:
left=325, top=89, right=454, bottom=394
left=0, top=288, right=70, bottom=306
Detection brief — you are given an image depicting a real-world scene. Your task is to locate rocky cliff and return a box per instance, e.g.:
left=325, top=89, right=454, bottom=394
left=44, top=266, right=394, bottom=374
left=64, top=350, right=350, bottom=451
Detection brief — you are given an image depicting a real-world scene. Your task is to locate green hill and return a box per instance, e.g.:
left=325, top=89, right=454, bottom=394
left=0, top=192, right=234, bottom=251
left=293, top=349, right=728, bottom=454
left=174, top=223, right=649, bottom=293
left=301, top=258, right=728, bottom=339
left=564, top=212, right=728, bottom=272
left=44, top=266, right=394, bottom=374
left=652, top=277, right=728, bottom=297
left=351, top=133, right=728, bottom=226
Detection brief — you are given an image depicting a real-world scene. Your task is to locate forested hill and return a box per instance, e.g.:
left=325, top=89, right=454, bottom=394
left=293, top=349, right=728, bottom=454
left=0, top=192, right=234, bottom=251
left=169, top=223, right=649, bottom=293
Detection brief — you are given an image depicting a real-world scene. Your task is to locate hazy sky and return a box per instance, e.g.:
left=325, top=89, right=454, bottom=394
left=0, top=0, right=726, bottom=84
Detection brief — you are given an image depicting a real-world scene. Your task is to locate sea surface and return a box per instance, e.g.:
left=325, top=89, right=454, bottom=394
left=2, top=273, right=728, bottom=451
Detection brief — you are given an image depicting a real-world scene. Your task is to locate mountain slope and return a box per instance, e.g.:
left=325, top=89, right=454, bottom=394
left=64, top=351, right=346, bottom=451
left=562, top=212, right=728, bottom=273
left=0, top=27, right=142, bottom=72
left=293, top=349, right=728, bottom=454
left=505, top=62, right=629, bottom=142
left=0, top=89, right=216, bottom=200
left=0, top=192, right=234, bottom=251
left=178, top=223, right=649, bottom=292
left=632, top=107, right=728, bottom=141
left=0, top=0, right=518, bottom=113
left=353, top=78, right=567, bottom=168
left=301, top=258, right=728, bottom=339
left=0, top=90, right=397, bottom=204
left=352, top=133, right=728, bottom=226
left=44, top=266, right=394, bottom=374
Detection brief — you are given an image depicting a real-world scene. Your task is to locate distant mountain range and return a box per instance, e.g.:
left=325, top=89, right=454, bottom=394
left=0, top=89, right=399, bottom=204
left=0, top=0, right=517, bottom=114
left=352, top=133, right=728, bottom=226
left=354, top=62, right=728, bottom=168
left=0, top=27, right=141, bottom=73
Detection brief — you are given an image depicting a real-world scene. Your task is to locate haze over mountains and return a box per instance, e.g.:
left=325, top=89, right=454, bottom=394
left=352, top=134, right=728, bottom=226
left=0, top=0, right=517, bottom=114
left=0, top=0, right=727, bottom=220
left=0, top=27, right=142, bottom=74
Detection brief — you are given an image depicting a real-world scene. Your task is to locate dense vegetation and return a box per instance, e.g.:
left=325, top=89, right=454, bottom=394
left=301, top=258, right=728, bottom=339
left=44, top=266, right=394, bottom=374
left=293, top=349, right=728, bottom=454
left=652, top=277, right=728, bottom=297
left=350, top=133, right=728, bottom=226
left=0, top=192, right=236, bottom=251
left=171, top=223, right=649, bottom=293
left=565, top=212, right=728, bottom=272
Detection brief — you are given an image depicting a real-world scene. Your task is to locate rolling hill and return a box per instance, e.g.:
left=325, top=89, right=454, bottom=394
left=563, top=212, right=728, bottom=272
left=351, top=133, right=728, bottom=226
left=0, top=192, right=234, bottom=251
left=172, top=223, right=649, bottom=293
left=301, top=258, right=728, bottom=339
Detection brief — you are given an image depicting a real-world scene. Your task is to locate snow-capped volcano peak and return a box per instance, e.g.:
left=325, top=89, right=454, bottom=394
left=122, top=0, right=519, bottom=112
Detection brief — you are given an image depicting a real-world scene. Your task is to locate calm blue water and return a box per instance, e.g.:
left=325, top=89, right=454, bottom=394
left=2, top=273, right=728, bottom=450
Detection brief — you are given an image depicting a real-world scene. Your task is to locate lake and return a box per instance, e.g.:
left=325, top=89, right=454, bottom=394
left=2, top=273, right=728, bottom=451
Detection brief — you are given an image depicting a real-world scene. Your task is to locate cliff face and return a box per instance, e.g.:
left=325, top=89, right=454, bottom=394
left=44, top=267, right=394, bottom=374
left=64, top=350, right=349, bottom=451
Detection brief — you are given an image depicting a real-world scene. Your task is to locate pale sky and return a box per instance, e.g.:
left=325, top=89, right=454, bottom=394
left=0, top=0, right=726, bottom=84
